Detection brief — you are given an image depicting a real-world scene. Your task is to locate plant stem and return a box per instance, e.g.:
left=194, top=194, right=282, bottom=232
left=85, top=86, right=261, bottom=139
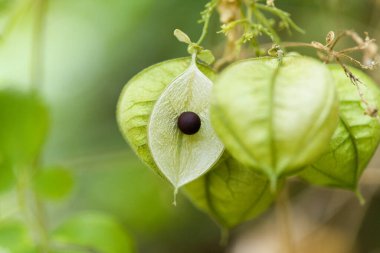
left=17, top=167, right=50, bottom=253
left=215, top=0, right=242, bottom=70
left=275, top=183, right=297, bottom=253
left=30, top=0, right=48, bottom=91
left=196, top=0, right=219, bottom=45
left=197, top=12, right=212, bottom=45
left=19, top=0, right=51, bottom=251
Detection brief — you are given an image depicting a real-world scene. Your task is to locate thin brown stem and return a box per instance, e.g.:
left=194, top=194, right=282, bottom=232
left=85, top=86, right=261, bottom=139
left=280, top=42, right=316, bottom=49
left=338, top=40, right=375, bottom=54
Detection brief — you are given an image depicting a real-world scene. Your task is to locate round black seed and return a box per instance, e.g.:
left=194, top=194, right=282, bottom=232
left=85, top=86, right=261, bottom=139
left=177, top=111, right=201, bottom=135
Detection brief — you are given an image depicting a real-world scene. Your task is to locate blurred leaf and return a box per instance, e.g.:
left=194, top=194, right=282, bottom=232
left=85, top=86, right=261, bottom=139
left=52, top=212, right=134, bottom=253
left=70, top=152, right=181, bottom=236
left=300, top=65, right=380, bottom=191
left=184, top=153, right=274, bottom=228
left=0, top=0, right=12, bottom=13
left=0, top=88, right=49, bottom=169
left=0, top=158, right=14, bottom=193
left=34, top=167, right=74, bottom=201
left=0, top=220, right=36, bottom=253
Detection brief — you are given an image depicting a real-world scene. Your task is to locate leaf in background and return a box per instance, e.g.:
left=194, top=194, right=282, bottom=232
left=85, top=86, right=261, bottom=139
left=0, top=158, right=14, bottom=193
left=0, top=220, right=36, bottom=253
left=34, top=167, right=74, bottom=201
left=300, top=65, right=380, bottom=191
left=52, top=212, right=135, bottom=253
left=0, top=88, right=49, bottom=169
left=148, top=57, right=223, bottom=191
left=184, top=153, right=273, bottom=229
left=0, top=89, right=48, bottom=194
left=117, top=58, right=215, bottom=177
left=210, top=55, right=339, bottom=188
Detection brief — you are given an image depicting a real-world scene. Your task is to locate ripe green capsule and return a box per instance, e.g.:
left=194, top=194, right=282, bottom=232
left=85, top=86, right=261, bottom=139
left=210, top=55, right=339, bottom=189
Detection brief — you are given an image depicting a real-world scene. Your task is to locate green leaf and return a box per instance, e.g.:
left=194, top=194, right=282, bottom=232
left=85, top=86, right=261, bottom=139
left=197, top=50, right=215, bottom=65
left=52, top=212, right=135, bottom=253
left=148, top=57, right=223, bottom=191
left=210, top=56, right=339, bottom=188
left=0, top=89, right=49, bottom=169
left=34, top=167, right=74, bottom=201
left=0, top=220, right=36, bottom=253
left=173, top=29, right=192, bottom=44
left=184, top=153, right=273, bottom=228
left=117, top=58, right=215, bottom=177
left=300, top=65, right=380, bottom=191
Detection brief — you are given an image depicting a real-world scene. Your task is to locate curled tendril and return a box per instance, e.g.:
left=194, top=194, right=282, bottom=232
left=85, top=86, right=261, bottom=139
left=279, top=30, right=380, bottom=119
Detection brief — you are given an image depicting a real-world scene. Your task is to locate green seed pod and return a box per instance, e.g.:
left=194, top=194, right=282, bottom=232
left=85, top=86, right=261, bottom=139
left=148, top=56, right=224, bottom=192
left=117, top=58, right=223, bottom=191
left=300, top=65, right=380, bottom=193
left=210, top=55, right=339, bottom=188
left=184, top=153, right=274, bottom=229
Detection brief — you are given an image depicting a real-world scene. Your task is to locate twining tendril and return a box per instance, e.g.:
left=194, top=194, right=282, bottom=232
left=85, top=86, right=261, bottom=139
left=277, top=31, right=380, bottom=119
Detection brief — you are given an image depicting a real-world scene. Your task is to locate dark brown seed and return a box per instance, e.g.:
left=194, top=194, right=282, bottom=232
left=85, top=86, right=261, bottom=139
left=177, top=111, right=201, bottom=135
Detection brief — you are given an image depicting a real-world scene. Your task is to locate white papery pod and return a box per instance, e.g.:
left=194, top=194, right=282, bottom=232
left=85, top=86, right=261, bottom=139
left=148, top=56, right=224, bottom=197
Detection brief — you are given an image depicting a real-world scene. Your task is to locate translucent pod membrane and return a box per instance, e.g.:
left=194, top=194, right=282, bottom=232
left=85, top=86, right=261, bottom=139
left=117, top=58, right=214, bottom=178
left=148, top=55, right=224, bottom=204
left=210, top=55, right=339, bottom=190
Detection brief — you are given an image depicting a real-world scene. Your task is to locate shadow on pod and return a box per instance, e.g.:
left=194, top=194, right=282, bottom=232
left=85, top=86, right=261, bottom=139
left=184, top=152, right=274, bottom=229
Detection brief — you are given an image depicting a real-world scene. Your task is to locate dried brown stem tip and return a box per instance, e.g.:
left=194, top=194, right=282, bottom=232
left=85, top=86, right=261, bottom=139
left=305, top=30, right=380, bottom=119
left=267, top=0, right=275, bottom=7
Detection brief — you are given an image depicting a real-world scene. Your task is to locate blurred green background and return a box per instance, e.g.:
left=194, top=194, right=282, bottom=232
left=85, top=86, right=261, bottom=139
left=0, top=0, right=379, bottom=252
